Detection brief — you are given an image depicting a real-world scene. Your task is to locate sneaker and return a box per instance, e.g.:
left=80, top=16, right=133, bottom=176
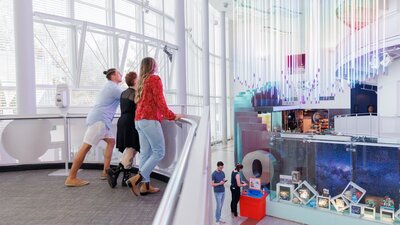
left=126, top=173, right=142, bottom=196
left=219, top=220, right=226, bottom=224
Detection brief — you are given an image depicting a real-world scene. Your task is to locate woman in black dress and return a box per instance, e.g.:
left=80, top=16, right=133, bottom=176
left=107, top=72, right=140, bottom=188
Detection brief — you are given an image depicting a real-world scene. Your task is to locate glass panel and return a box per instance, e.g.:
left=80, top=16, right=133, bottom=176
left=33, top=0, right=70, bottom=17
left=164, top=0, right=174, bottom=17
left=270, top=140, right=352, bottom=202
left=36, top=88, right=56, bottom=107
left=70, top=89, right=99, bottom=106
left=355, top=145, right=400, bottom=208
left=144, top=10, right=162, bottom=39
left=148, top=0, right=162, bottom=11
left=75, top=1, right=107, bottom=25
left=0, top=90, right=16, bottom=115
left=0, top=0, right=16, bottom=86
left=314, top=143, right=351, bottom=196
left=34, top=23, right=73, bottom=86
left=164, top=18, right=175, bottom=44
left=268, top=137, right=400, bottom=220
left=120, top=40, right=143, bottom=74
left=79, top=31, right=110, bottom=88
left=115, top=0, right=139, bottom=32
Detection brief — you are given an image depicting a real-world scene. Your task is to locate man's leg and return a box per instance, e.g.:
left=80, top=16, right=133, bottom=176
left=102, top=138, right=116, bottom=179
left=65, top=143, right=92, bottom=186
left=215, top=192, right=223, bottom=223
left=219, top=192, right=226, bottom=223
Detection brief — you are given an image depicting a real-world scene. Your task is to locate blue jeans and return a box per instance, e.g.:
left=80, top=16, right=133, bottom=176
left=214, top=192, right=225, bottom=222
left=135, top=120, right=165, bottom=182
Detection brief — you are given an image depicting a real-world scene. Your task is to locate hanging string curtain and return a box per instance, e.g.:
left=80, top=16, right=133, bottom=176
left=232, top=0, right=387, bottom=105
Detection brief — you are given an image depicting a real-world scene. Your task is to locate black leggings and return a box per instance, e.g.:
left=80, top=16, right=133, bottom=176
left=230, top=186, right=241, bottom=216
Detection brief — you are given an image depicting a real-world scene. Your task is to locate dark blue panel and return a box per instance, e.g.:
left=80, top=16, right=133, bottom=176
left=354, top=146, right=399, bottom=206
left=315, top=143, right=352, bottom=196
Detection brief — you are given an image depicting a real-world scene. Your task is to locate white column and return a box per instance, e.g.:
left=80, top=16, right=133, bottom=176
left=378, top=60, right=400, bottom=116
left=202, top=0, right=210, bottom=106
left=108, top=0, right=119, bottom=68
left=175, top=0, right=187, bottom=113
left=220, top=12, right=227, bottom=143
left=228, top=19, right=234, bottom=139
left=14, top=0, right=36, bottom=115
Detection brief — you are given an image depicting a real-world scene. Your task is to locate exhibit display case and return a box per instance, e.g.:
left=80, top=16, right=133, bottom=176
left=265, top=136, right=400, bottom=224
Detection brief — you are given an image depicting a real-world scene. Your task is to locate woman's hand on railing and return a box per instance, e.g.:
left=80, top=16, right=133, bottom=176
left=174, top=114, right=183, bottom=121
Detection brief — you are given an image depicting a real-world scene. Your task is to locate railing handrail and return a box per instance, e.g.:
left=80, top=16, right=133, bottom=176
left=0, top=114, right=65, bottom=120
left=334, top=113, right=378, bottom=117
left=278, top=133, right=400, bottom=148
left=152, top=117, right=199, bottom=225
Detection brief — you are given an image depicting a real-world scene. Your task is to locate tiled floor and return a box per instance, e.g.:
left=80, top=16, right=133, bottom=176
left=0, top=169, right=166, bottom=225
left=211, top=141, right=302, bottom=225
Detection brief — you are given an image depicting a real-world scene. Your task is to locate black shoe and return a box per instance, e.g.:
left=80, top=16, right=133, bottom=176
left=106, top=163, right=122, bottom=188
left=121, top=169, right=132, bottom=187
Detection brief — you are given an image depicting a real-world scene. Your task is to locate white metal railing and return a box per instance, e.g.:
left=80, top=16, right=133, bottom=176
left=334, top=114, right=400, bottom=143
left=152, top=107, right=211, bottom=225
left=0, top=113, right=195, bottom=175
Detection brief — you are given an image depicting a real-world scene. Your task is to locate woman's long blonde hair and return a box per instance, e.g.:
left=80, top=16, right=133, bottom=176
left=135, top=57, right=157, bottom=103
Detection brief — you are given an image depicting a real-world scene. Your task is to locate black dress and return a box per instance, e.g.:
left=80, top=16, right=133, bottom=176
left=116, top=88, right=140, bottom=153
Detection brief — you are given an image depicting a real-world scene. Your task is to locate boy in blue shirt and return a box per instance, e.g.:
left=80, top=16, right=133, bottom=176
left=211, top=161, right=227, bottom=224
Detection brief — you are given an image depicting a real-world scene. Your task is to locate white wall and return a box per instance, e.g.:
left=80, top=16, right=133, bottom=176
left=378, top=59, right=400, bottom=116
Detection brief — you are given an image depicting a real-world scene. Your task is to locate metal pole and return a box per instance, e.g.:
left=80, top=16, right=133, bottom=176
left=175, top=0, right=187, bottom=113
left=220, top=12, right=227, bottom=143
left=13, top=0, right=36, bottom=115
left=202, top=0, right=210, bottom=106
left=64, top=116, right=69, bottom=173
left=228, top=19, right=234, bottom=138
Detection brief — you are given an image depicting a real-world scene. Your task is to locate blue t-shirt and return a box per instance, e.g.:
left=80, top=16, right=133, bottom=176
left=211, top=170, right=225, bottom=193
left=86, top=80, right=123, bottom=129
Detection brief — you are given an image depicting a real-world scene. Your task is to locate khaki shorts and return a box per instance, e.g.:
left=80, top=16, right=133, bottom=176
left=83, top=121, right=114, bottom=146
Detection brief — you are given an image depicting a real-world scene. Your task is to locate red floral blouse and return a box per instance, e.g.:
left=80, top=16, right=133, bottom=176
left=135, top=75, right=175, bottom=122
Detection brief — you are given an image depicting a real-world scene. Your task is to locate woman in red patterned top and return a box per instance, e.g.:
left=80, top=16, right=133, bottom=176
left=126, top=57, right=181, bottom=196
